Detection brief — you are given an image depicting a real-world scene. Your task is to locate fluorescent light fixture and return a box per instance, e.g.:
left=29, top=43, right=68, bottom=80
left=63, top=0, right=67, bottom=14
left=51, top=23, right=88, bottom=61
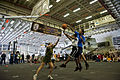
left=90, top=0, right=98, bottom=4
left=10, top=28, right=13, bottom=32
left=100, top=10, right=107, bottom=14
left=56, top=0, right=60, bottom=2
left=76, top=20, right=82, bottom=23
left=10, top=21, right=15, bottom=24
left=2, top=34, right=4, bottom=36
left=73, top=8, right=80, bottom=12
left=64, top=13, right=70, bottom=17
left=85, top=16, right=92, bottom=19
left=27, top=0, right=29, bottom=1
left=49, top=5, right=53, bottom=8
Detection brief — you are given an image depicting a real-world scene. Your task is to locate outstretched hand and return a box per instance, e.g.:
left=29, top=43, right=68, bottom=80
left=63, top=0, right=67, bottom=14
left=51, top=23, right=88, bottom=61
left=63, top=29, right=65, bottom=33
left=58, top=37, right=60, bottom=41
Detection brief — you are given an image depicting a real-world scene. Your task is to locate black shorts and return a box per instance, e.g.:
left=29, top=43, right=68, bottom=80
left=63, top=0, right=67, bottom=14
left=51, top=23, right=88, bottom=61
left=75, top=47, right=83, bottom=58
left=69, top=46, right=78, bottom=58
left=51, top=59, right=55, bottom=63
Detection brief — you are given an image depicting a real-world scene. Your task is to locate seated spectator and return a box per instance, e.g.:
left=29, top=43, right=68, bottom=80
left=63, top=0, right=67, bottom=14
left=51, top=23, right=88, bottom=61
left=107, top=56, right=112, bottom=62
left=103, top=55, right=107, bottom=62
left=117, top=55, right=120, bottom=62
left=96, top=54, right=101, bottom=62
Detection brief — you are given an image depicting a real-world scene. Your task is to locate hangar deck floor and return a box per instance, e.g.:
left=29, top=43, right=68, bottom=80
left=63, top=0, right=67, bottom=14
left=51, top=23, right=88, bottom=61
left=0, top=62, right=120, bottom=80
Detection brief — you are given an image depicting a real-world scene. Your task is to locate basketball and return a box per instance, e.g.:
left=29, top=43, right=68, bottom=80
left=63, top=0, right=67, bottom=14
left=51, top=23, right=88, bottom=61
left=62, top=24, right=67, bottom=29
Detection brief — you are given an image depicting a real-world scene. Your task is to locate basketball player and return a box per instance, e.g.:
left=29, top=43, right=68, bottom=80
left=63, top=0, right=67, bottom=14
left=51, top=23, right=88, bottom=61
left=60, top=30, right=80, bottom=71
left=69, top=26, right=89, bottom=71
left=33, top=38, right=59, bottom=80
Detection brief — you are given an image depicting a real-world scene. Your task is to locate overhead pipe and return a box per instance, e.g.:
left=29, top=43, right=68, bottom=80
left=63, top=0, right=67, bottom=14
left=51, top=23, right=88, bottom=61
left=98, top=0, right=117, bottom=19
left=2, top=15, right=39, bottom=19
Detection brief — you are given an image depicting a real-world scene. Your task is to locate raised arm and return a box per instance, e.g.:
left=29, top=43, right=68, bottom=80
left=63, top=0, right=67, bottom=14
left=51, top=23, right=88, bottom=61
left=53, top=38, right=60, bottom=47
left=68, top=25, right=75, bottom=32
left=63, top=30, right=73, bottom=41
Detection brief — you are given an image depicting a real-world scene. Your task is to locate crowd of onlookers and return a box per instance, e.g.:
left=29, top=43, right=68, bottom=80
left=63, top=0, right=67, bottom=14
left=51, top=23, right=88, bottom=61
left=84, top=49, right=120, bottom=62
left=0, top=51, right=34, bottom=65
left=0, top=51, right=25, bottom=65
left=0, top=49, right=120, bottom=65
left=0, top=51, right=71, bottom=65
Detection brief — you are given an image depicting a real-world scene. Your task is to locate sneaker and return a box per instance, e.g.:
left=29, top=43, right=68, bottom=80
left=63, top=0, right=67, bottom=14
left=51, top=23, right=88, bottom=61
left=48, top=66, right=50, bottom=69
left=74, top=67, right=79, bottom=72
left=60, top=64, right=66, bottom=68
left=33, top=74, right=37, bottom=80
left=85, top=63, right=89, bottom=70
left=48, top=75, right=53, bottom=80
left=54, top=66, right=57, bottom=69
left=79, top=66, right=82, bottom=72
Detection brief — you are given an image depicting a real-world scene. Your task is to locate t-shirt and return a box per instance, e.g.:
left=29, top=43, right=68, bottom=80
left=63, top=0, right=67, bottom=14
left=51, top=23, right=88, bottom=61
left=71, top=38, right=79, bottom=47
left=75, top=31, right=85, bottom=47
left=1, top=54, right=6, bottom=59
left=51, top=55, right=55, bottom=60
left=45, top=45, right=55, bottom=58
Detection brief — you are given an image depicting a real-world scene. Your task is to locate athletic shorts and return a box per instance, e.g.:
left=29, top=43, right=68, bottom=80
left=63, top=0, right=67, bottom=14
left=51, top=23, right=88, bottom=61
left=75, top=47, right=83, bottom=58
left=43, top=56, right=51, bottom=64
left=51, top=59, right=55, bottom=63
left=69, top=46, right=78, bottom=58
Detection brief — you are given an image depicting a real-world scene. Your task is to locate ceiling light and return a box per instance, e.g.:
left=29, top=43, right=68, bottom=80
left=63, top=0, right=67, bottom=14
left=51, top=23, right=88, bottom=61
left=90, top=0, right=98, bottom=4
left=2, top=34, right=4, bottom=36
left=85, top=16, right=92, bottom=19
left=10, top=21, right=15, bottom=24
left=56, top=0, right=60, bottom=2
left=64, top=13, right=70, bottom=17
left=73, top=8, right=80, bottom=12
left=49, top=5, right=53, bottom=8
left=10, top=28, right=13, bottom=32
left=100, top=10, right=107, bottom=14
left=76, top=20, right=82, bottom=23
left=26, top=0, right=29, bottom=1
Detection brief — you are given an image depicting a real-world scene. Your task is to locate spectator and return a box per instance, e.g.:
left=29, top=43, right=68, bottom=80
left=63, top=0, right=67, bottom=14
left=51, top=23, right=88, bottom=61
left=32, top=54, right=35, bottom=63
left=15, top=51, right=19, bottom=64
left=26, top=54, right=30, bottom=63
left=92, top=54, right=97, bottom=61
left=96, top=54, right=101, bottom=62
left=117, top=55, right=120, bottom=62
left=0, top=53, right=6, bottom=65
left=107, top=55, right=112, bottom=62
left=21, top=54, right=24, bottom=63
left=103, top=55, right=107, bottom=62
left=10, top=52, right=14, bottom=64
left=34, top=56, right=38, bottom=64
left=17, top=53, right=21, bottom=64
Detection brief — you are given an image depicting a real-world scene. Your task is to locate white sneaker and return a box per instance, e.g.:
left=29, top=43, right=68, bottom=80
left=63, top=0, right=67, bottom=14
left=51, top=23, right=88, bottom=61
left=33, top=74, right=37, bottom=80
left=48, top=75, right=53, bottom=80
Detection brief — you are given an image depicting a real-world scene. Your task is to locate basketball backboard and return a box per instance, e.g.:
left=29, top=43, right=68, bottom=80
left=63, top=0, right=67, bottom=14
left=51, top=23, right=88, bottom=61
left=31, top=0, right=50, bottom=17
